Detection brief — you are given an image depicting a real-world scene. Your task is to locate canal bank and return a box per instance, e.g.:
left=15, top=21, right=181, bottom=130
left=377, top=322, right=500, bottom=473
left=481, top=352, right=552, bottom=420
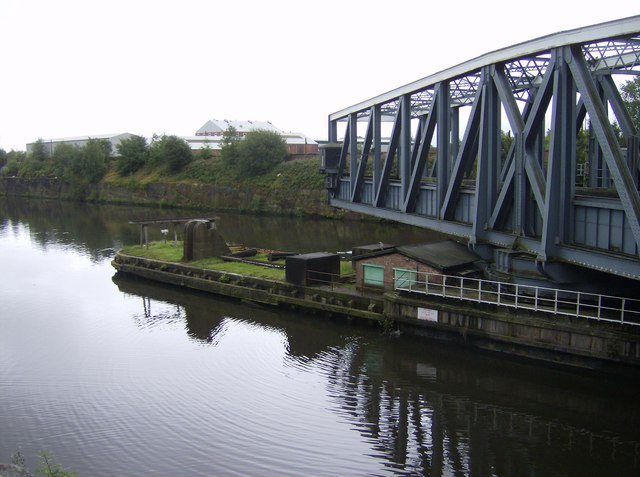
left=0, top=161, right=349, bottom=219
left=112, top=252, right=640, bottom=376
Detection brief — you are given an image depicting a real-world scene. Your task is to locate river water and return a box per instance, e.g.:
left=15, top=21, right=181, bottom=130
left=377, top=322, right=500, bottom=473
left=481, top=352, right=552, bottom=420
left=0, top=197, right=638, bottom=477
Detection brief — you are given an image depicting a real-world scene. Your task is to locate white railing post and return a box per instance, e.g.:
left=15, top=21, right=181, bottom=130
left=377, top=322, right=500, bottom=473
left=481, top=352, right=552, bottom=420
left=576, top=292, right=581, bottom=319
left=597, top=295, right=602, bottom=321
left=621, top=298, right=626, bottom=324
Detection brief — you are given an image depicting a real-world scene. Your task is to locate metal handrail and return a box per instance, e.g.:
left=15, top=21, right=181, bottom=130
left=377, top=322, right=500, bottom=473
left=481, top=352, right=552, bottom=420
left=393, top=269, right=640, bottom=326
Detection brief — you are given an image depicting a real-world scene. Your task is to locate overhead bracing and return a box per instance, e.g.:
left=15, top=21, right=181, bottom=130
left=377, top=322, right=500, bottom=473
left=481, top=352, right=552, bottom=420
left=324, top=16, right=640, bottom=281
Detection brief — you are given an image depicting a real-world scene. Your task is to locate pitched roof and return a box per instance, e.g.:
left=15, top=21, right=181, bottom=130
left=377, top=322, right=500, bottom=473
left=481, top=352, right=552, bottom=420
left=195, top=119, right=282, bottom=135
left=397, top=240, right=480, bottom=271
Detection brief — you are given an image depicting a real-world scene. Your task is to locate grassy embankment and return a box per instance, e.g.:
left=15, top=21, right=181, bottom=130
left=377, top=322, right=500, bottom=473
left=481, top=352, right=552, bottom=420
left=103, top=155, right=328, bottom=214
left=120, top=241, right=355, bottom=282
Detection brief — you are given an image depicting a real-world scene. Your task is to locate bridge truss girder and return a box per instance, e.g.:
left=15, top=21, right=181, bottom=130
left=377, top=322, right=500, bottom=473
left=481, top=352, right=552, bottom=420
left=325, top=16, right=640, bottom=280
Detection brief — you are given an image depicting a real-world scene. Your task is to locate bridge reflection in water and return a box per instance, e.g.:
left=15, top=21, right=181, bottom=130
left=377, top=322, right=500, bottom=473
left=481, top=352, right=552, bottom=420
left=114, top=273, right=640, bottom=476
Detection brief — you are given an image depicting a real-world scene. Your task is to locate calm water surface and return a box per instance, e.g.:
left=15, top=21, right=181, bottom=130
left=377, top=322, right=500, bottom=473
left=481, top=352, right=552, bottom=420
left=0, top=197, right=639, bottom=476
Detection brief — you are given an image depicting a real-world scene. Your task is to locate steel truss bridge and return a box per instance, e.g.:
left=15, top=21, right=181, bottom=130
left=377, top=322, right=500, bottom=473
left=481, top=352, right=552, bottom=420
left=322, top=15, right=640, bottom=287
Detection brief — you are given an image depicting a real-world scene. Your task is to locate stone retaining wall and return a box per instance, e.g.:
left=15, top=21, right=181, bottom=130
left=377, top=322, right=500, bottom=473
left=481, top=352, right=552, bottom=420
left=0, top=177, right=340, bottom=218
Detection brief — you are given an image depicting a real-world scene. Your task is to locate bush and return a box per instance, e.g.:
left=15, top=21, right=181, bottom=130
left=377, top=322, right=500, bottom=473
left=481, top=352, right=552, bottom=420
left=116, top=135, right=148, bottom=175
left=222, top=128, right=288, bottom=178
left=149, top=135, right=193, bottom=172
left=1, top=158, right=19, bottom=176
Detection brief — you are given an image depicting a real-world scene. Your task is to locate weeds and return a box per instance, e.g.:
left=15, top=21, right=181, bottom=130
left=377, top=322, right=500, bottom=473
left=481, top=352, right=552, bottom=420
left=8, top=450, right=77, bottom=477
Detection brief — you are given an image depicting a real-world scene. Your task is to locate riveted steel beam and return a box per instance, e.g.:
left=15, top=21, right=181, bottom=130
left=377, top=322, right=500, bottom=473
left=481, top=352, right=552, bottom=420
left=325, top=16, right=640, bottom=281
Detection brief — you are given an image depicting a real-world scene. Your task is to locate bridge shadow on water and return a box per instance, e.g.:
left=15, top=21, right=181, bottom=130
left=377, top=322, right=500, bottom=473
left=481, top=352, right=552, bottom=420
left=113, top=272, right=640, bottom=477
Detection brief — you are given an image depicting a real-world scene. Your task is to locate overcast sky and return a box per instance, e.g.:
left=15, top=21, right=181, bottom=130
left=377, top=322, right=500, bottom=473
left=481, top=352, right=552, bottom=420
left=0, top=0, right=638, bottom=151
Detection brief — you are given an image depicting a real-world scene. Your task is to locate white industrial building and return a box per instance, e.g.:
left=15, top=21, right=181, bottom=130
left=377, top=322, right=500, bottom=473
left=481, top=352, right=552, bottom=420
left=188, top=119, right=318, bottom=155
left=26, top=133, right=134, bottom=156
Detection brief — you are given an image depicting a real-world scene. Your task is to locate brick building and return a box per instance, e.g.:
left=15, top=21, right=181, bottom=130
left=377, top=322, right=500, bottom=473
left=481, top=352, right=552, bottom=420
left=352, top=240, right=482, bottom=291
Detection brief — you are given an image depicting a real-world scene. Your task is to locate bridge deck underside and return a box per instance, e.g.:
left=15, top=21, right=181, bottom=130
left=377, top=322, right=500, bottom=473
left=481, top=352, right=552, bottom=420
left=325, top=17, right=640, bottom=281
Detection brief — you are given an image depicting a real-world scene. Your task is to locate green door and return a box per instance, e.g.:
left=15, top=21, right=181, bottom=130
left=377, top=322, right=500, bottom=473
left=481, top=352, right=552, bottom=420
left=363, top=264, right=385, bottom=287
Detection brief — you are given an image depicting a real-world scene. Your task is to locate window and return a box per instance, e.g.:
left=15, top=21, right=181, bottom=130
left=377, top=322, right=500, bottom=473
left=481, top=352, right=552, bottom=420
left=363, top=264, right=385, bottom=288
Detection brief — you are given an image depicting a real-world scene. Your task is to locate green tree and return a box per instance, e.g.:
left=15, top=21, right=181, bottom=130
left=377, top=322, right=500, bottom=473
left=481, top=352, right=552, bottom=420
left=501, top=130, right=513, bottom=163
left=0, top=148, right=7, bottom=169
left=220, top=126, right=240, bottom=169
left=611, top=121, right=626, bottom=147
left=234, top=129, right=288, bottom=177
left=620, top=76, right=640, bottom=128
left=52, top=142, right=82, bottom=180
left=116, top=135, right=148, bottom=175
left=30, top=139, right=50, bottom=162
left=199, top=143, right=214, bottom=160
left=1, top=150, right=26, bottom=176
left=7, top=150, right=26, bottom=162
left=82, top=138, right=112, bottom=183
left=149, top=135, right=193, bottom=172
left=1, top=159, right=19, bottom=176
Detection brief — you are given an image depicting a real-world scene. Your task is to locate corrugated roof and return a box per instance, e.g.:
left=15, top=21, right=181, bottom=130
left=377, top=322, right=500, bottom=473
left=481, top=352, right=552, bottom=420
left=28, top=133, right=132, bottom=144
left=181, top=131, right=316, bottom=150
left=195, top=119, right=282, bottom=135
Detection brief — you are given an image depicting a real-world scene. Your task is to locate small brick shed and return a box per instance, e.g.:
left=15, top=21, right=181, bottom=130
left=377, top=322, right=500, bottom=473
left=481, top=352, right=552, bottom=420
left=352, top=240, right=481, bottom=291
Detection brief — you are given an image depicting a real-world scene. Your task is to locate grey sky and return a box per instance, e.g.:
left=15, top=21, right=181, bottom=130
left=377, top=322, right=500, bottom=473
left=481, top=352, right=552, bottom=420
left=1, top=0, right=637, bottom=151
